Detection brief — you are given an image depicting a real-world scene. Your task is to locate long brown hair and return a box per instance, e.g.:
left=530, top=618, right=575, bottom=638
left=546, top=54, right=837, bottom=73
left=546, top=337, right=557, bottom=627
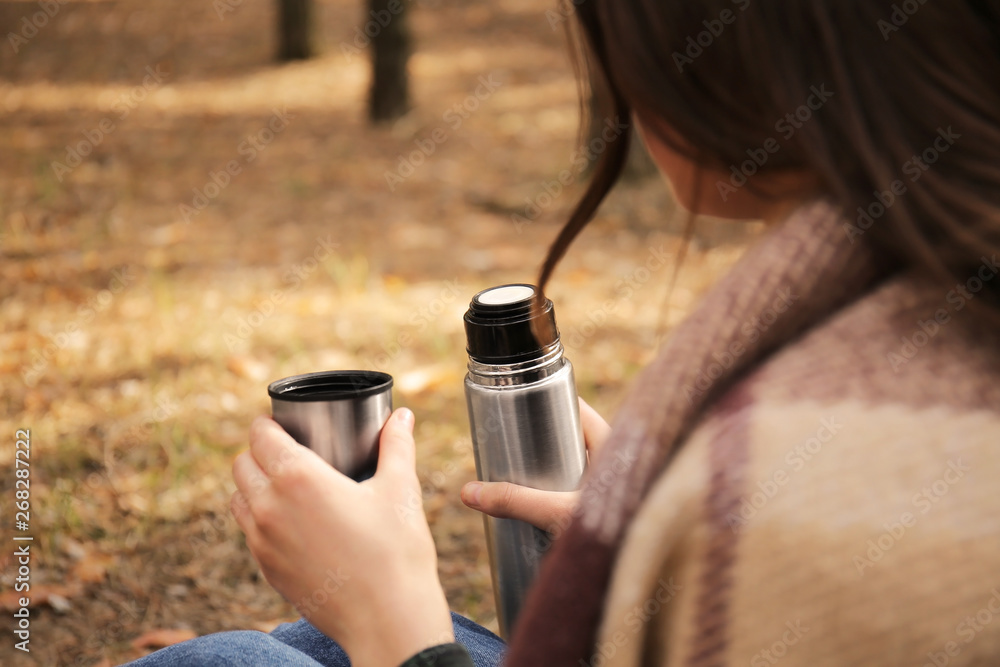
left=532, top=0, right=1000, bottom=338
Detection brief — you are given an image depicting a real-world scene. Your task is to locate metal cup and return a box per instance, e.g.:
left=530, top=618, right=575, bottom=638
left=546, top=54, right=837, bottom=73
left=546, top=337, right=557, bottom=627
left=268, top=370, right=393, bottom=481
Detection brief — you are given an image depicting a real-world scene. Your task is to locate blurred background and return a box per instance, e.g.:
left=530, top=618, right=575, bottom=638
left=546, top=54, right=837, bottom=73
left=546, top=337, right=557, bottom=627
left=0, top=0, right=762, bottom=664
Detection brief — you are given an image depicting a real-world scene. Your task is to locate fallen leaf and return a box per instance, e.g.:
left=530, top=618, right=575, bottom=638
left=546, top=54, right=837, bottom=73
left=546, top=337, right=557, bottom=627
left=71, top=552, right=116, bottom=584
left=165, top=583, right=189, bottom=597
left=130, top=628, right=198, bottom=649
left=226, top=355, right=269, bottom=381
left=60, top=536, right=88, bottom=560
left=0, top=583, right=84, bottom=611
left=315, top=348, right=355, bottom=370
left=149, top=222, right=188, bottom=246
left=0, top=591, right=22, bottom=612
left=251, top=618, right=293, bottom=633
left=381, top=274, right=408, bottom=292
left=24, top=389, right=47, bottom=412
left=47, top=594, right=72, bottom=613
left=396, top=364, right=458, bottom=397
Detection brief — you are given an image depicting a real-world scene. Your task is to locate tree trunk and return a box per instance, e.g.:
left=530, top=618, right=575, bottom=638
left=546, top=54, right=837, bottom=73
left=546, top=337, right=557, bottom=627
left=277, top=0, right=313, bottom=61
left=368, top=0, right=411, bottom=123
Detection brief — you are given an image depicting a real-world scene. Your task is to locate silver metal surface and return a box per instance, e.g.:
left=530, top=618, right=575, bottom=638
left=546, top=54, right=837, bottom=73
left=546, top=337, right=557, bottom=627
left=465, top=354, right=587, bottom=638
left=466, top=343, right=564, bottom=387
left=270, top=380, right=392, bottom=479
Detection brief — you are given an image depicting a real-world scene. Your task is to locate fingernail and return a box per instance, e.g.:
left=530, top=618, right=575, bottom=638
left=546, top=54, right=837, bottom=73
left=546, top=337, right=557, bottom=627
left=395, top=407, right=414, bottom=428
left=464, top=482, right=483, bottom=507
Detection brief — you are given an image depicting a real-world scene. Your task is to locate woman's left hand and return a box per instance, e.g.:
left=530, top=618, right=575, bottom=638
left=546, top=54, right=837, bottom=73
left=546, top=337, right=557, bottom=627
left=231, top=408, right=454, bottom=667
left=460, top=397, right=611, bottom=534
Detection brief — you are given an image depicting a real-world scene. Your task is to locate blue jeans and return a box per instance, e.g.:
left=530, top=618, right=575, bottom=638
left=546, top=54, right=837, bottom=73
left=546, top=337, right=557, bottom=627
left=123, top=612, right=506, bottom=666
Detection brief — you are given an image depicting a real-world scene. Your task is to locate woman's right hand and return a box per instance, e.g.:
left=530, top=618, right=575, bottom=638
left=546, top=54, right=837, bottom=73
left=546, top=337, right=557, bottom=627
left=459, top=398, right=611, bottom=535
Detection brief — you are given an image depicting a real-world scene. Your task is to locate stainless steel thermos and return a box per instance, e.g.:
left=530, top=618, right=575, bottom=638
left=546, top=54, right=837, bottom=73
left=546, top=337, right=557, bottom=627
left=463, top=284, right=587, bottom=638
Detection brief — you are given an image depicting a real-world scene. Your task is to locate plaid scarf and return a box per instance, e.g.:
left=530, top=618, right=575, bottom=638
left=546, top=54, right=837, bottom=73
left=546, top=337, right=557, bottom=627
left=505, top=201, right=885, bottom=665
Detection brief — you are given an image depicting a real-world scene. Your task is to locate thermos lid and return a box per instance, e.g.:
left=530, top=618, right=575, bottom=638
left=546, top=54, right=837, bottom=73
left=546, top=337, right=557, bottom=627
left=464, top=284, right=558, bottom=363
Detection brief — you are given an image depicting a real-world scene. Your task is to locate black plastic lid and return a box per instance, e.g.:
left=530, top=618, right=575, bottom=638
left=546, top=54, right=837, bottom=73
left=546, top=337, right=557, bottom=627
left=268, top=370, right=393, bottom=402
left=463, top=284, right=558, bottom=363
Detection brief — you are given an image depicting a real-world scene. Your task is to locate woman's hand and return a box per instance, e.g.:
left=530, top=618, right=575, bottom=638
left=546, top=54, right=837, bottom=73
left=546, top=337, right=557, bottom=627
left=460, top=398, right=610, bottom=534
left=231, top=408, right=453, bottom=667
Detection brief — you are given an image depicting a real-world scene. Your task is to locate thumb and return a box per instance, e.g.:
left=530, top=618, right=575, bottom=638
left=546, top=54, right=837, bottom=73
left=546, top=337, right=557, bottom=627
left=373, top=407, right=417, bottom=485
left=461, top=481, right=578, bottom=534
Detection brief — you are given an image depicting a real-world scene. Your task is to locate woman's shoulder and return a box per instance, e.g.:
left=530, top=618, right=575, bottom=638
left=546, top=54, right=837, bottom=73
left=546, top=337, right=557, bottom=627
left=749, top=267, right=1000, bottom=412
left=596, top=269, right=1000, bottom=667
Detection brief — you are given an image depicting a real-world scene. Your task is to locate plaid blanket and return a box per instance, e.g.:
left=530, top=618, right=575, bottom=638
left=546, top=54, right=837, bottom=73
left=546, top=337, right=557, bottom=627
left=506, top=201, right=1000, bottom=666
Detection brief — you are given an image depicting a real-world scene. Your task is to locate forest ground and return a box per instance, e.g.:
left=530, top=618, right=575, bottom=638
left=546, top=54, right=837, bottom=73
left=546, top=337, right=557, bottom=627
left=0, top=0, right=758, bottom=664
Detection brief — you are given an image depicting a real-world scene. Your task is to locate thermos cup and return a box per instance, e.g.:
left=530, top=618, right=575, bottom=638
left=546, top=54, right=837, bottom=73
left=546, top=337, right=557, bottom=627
left=463, top=284, right=587, bottom=637
left=268, top=370, right=393, bottom=481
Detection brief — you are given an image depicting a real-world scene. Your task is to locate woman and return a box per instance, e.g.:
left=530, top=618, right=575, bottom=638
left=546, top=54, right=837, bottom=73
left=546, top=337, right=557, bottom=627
left=129, top=0, right=1000, bottom=665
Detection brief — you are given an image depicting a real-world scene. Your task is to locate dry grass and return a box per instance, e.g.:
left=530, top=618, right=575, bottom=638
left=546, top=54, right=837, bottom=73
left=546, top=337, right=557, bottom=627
left=0, top=0, right=759, bottom=664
